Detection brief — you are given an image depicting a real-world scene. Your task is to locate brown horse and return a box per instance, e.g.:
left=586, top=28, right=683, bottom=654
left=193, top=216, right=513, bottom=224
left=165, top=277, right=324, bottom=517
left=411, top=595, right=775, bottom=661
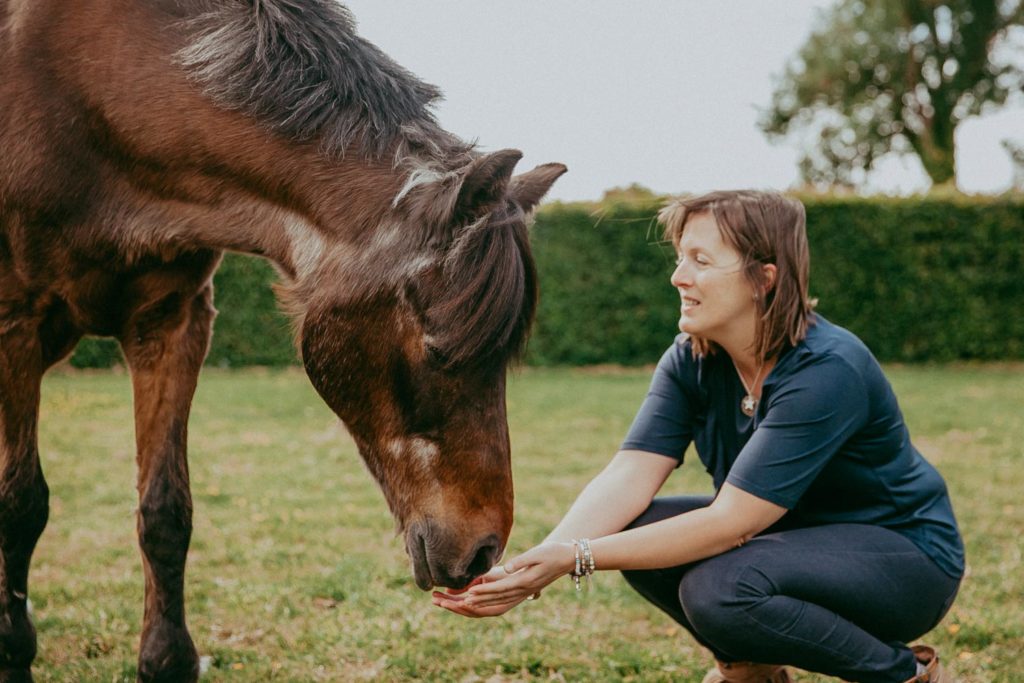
left=0, top=1, right=565, bottom=680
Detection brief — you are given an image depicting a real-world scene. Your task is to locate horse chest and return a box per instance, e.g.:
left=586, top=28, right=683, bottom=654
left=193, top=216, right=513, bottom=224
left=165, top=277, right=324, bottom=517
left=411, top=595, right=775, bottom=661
left=1, top=240, right=214, bottom=338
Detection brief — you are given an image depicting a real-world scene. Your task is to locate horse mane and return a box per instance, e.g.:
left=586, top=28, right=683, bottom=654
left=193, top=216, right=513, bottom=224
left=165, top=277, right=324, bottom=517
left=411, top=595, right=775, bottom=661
left=427, top=204, right=538, bottom=370
left=177, top=0, right=461, bottom=159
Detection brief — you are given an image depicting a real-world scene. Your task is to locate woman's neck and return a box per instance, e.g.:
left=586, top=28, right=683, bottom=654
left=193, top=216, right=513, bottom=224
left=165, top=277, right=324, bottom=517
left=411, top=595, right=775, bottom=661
left=718, top=334, right=774, bottom=391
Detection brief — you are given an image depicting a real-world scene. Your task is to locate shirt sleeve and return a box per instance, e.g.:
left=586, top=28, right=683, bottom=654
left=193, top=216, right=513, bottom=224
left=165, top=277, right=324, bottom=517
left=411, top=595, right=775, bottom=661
left=726, top=354, right=870, bottom=509
left=619, top=342, right=695, bottom=463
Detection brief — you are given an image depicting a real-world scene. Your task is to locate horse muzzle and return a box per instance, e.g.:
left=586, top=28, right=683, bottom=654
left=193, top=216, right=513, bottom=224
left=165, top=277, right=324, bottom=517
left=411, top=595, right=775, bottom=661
left=405, top=522, right=503, bottom=591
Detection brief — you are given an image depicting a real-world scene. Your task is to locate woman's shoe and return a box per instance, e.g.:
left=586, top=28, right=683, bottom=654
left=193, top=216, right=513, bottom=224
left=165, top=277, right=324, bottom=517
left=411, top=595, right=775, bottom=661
left=701, top=660, right=793, bottom=683
left=904, top=645, right=951, bottom=683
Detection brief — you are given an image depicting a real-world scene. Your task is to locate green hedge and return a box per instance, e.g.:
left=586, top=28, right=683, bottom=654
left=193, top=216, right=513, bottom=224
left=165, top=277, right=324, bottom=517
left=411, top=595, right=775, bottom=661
left=802, top=196, right=1023, bottom=362
left=528, top=195, right=1024, bottom=364
left=71, top=195, right=1024, bottom=368
left=526, top=201, right=679, bottom=365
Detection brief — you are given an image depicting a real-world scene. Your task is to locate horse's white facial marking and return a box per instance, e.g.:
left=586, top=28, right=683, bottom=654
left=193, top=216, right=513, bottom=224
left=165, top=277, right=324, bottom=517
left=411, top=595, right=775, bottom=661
left=283, top=213, right=325, bottom=280
left=408, top=437, right=440, bottom=469
left=387, top=437, right=440, bottom=476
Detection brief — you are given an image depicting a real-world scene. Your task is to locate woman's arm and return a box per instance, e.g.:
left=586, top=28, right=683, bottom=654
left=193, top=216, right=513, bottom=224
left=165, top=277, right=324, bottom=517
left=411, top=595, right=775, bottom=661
left=457, top=483, right=786, bottom=609
left=588, top=482, right=786, bottom=570
left=542, top=449, right=678, bottom=543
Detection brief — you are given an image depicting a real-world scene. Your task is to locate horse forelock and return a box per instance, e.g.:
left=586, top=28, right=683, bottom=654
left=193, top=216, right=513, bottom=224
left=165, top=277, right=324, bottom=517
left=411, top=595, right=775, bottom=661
left=176, top=0, right=462, bottom=159
left=425, top=206, right=538, bottom=370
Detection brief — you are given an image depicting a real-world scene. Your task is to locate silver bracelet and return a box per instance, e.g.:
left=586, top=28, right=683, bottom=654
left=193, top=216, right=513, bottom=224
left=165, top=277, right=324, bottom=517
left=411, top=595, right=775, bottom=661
left=570, top=538, right=596, bottom=591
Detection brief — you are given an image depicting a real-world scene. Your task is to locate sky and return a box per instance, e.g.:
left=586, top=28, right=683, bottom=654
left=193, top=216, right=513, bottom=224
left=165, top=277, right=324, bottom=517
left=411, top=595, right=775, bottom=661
left=342, top=1, right=1024, bottom=202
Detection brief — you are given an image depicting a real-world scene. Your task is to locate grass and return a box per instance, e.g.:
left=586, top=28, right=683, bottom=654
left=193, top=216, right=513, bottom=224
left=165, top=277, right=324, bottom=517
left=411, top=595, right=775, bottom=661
left=28, top=364, right=1023, bottom=682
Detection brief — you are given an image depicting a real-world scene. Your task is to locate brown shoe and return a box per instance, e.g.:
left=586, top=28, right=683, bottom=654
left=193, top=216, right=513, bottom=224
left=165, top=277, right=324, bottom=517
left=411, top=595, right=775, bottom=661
left=903, top=645, right=951, bottom=683
left=701, top=660, right=793, bottom=683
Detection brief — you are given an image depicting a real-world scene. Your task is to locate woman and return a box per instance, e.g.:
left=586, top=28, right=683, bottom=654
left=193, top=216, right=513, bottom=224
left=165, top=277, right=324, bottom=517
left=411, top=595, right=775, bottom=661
left=432, top=190, right=964, bottom=683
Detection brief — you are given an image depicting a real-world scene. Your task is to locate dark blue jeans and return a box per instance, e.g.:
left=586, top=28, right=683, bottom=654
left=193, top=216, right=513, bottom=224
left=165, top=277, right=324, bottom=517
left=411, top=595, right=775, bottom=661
left=621, top=496, right=961, bottom=683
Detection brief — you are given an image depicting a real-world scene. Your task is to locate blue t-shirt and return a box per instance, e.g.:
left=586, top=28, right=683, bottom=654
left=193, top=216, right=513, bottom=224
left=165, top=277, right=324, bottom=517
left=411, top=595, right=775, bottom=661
left=621, top=315, right=964, bottom=578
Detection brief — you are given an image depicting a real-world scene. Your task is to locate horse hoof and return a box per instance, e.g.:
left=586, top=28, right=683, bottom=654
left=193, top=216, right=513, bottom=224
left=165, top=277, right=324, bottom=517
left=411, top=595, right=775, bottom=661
left=137, top=622, right=199, bottom=683
left=0, top=610, right=37, bottom=675
left=137, top=655, right=199, bottom=683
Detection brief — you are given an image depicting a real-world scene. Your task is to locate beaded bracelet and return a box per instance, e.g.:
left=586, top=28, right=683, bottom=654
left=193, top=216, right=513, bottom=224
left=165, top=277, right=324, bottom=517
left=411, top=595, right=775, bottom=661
left=570, top=538, right=596, bottom=591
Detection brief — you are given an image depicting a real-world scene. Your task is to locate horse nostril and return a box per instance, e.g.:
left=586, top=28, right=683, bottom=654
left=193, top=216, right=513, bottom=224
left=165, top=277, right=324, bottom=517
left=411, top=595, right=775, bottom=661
left=466, top=538, right=500, bottom=578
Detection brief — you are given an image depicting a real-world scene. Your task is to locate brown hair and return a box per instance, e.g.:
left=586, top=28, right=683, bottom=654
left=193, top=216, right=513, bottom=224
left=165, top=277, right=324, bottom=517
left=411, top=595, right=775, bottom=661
left=658, top=190, right=817, bottom=361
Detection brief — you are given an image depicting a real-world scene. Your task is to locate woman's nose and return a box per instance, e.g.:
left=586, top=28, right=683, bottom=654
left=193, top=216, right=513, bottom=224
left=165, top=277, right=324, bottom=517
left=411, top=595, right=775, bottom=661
left=671, top=260, right=692, bottom=288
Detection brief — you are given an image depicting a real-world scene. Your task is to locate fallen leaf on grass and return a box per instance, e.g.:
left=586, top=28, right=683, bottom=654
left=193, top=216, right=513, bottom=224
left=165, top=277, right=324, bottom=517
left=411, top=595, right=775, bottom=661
left=313, top=597, right=339, bottom=609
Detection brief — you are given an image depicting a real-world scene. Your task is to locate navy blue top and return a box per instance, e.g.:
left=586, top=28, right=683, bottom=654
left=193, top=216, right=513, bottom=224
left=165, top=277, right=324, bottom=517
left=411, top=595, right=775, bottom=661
left=621, top=315, right=964, bottom=578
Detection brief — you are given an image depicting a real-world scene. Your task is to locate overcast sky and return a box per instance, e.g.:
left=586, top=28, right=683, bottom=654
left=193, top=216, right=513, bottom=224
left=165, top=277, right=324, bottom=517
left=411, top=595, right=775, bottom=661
left=342, top=1, right=1024, bottom=202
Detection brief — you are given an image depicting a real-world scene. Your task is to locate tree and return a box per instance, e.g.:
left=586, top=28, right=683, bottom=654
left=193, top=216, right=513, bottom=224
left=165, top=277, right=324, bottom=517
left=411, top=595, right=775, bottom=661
left=1004, top=138, right=1024, bottom=190
left=761, top=0, right=1024, bottom=189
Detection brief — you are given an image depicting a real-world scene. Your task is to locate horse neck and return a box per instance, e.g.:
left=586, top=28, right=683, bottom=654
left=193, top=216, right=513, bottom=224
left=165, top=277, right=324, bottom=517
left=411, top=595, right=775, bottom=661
left=40, top=0, right=414, bottom=283
left=108, top=145, right=409, bottom=285
left=261, top=151, right=409, bottom=281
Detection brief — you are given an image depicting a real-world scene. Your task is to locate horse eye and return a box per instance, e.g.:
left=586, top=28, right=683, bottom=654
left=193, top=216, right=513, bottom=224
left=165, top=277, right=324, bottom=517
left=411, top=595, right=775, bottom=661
left=425, top=344, right=449, bottom=367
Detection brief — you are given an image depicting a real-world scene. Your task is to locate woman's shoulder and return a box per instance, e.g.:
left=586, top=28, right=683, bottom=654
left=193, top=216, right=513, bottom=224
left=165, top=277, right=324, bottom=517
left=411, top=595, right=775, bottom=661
left=657, top=335, right=730, bottom=395
left=658, top=334, right=697, bottom=374
left=796, top=315, right=874, bottom=363
left=654, top=335, right=715, bottom=385
left=779, top=315, right=883, bottom=386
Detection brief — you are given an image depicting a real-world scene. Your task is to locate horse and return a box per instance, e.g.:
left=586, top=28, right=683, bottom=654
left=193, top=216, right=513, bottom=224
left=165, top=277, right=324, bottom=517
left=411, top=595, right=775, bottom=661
left=0, top=1, right=565, bottom=680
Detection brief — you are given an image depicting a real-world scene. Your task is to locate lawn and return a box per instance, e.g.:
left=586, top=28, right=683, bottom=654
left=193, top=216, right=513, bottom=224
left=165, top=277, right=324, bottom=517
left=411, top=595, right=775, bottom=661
left=29, top=364, right=1023, bottom=682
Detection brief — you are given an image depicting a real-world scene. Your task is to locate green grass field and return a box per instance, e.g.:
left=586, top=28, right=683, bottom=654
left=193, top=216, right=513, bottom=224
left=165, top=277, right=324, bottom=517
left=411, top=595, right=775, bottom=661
left=29, top=364, right=1023, bottom=682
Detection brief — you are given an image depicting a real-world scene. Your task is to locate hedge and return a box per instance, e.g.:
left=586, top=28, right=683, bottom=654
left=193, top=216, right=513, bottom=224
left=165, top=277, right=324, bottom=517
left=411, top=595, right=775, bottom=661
left=70, top=195, right=1024, bottom=368
left=529, top=195, right=1024, bottom=364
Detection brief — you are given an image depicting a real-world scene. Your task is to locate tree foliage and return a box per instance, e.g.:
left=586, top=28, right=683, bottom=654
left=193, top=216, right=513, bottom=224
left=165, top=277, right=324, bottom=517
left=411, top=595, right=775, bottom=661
left=1005, top=138, right=1024, bottom=189
left=761, top=0, right=1024, bottom=188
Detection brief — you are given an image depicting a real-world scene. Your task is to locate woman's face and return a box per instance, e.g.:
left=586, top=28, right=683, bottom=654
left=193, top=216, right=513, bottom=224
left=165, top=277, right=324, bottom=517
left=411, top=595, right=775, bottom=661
left=671, top=212, right=759, bottom=346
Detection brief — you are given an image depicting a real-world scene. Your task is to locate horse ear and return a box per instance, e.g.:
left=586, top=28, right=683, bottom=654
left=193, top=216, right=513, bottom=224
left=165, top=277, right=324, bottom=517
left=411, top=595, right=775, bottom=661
left=510, top=163, right=568, bottom=213
left=453, top=149, right=523, bottom=221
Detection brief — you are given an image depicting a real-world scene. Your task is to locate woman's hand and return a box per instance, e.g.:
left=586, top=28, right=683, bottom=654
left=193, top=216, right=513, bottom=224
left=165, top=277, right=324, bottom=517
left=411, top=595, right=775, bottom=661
left=431, top=541, right=576, bottom=617
left=431, top=567, right=517, bottom=618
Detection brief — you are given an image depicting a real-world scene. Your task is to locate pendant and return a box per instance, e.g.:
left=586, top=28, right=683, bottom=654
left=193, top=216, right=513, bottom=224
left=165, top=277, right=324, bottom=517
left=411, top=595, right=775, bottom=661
left=741, top=394, right=757, bottom=417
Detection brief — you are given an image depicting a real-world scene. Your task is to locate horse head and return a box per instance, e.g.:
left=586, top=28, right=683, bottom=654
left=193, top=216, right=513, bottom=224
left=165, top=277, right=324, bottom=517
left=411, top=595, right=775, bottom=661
left=300, top=150, right=565, bottom=589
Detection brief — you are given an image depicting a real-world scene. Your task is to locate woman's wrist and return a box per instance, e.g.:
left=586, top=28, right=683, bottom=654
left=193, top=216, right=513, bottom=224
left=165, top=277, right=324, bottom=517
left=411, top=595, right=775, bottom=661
left=567, top=538, right=597, bottom=590
left=548, top=541, right=578, bottom=576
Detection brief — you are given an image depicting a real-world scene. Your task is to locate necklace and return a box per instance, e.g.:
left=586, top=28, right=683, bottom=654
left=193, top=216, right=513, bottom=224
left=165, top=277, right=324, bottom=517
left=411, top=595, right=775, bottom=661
left=734, top=359, right=765, bottom=417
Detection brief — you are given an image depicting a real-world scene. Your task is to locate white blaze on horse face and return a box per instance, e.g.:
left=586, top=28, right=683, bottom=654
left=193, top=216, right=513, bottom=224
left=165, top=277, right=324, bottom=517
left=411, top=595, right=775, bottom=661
left=387, top=437, right=440, bottom=475
left=408, top=437, right=440, bottom=470
left=283, top=213, right=325, bottom=280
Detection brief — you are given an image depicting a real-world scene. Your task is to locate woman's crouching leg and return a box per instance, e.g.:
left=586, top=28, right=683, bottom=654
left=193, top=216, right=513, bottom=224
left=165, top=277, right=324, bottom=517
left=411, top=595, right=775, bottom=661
left=676, top=525, right=959, bottom=683
left=619, top=496, right=726, bottom=654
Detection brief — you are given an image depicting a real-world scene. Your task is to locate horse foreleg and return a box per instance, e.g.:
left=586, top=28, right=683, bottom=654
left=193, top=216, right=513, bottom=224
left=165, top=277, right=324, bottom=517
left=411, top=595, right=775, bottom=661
left=0, top=322, right=49, bottom=683
left=120, top=287, right=215, bottom=683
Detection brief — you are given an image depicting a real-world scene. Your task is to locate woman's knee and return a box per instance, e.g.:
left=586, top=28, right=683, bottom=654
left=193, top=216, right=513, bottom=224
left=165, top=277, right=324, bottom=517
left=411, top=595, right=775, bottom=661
left=678, top=557, right=767, bottom=641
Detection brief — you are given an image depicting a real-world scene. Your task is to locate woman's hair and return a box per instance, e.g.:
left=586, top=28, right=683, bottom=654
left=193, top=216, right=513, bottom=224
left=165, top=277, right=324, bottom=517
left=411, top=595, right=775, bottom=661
left=658, top=190, right=817, bottom=361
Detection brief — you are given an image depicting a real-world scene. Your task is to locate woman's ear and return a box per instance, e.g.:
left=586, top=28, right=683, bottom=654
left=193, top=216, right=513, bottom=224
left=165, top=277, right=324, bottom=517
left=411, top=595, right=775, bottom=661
left=761, top=263, right=778, bottom=295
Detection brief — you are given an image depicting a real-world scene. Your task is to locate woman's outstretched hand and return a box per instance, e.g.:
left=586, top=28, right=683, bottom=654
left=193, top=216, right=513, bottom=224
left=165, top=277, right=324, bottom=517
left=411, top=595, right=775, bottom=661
left=431, top=541, right=575, bottom=618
